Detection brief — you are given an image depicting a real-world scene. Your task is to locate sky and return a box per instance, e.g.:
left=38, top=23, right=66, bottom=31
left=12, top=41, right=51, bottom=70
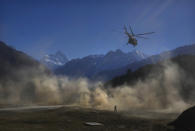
left=0, top=0, right=195, bottom=60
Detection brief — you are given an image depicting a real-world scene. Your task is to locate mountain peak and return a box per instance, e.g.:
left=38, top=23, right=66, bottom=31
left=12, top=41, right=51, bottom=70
left=84, top=54, right=104, bottom=59
left=106, top=49, right=124, bottom=56
left=41, top=51, right=69, bottom=69
left=55, top=51, right=65, bottom=57
left=128, top=50, right=147, bottom=59
left=116, top=49, right=123, bottom=53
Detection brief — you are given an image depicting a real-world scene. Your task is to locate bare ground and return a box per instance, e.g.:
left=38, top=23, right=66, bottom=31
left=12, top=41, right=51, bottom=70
left=0, top=105, right=177, bottom=131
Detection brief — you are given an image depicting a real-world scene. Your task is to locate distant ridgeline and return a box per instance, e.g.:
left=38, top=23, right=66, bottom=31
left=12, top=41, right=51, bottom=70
left=54, top=49, right=147, bottom=80
left=53, top=44, right=195, bottom=81
left=97, top=44, right=195, bottom=81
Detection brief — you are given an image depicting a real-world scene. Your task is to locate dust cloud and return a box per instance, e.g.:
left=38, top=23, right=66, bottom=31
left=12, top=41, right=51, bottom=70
left=0, top=61, right=192, bottom=112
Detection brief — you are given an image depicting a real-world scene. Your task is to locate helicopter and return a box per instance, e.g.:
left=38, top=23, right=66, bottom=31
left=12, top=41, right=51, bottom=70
left=124, top=25, right=155, bottom=47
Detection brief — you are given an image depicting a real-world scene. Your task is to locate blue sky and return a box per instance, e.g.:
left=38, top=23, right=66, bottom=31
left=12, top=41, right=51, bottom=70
left=0, top=0, right=195, bottom=60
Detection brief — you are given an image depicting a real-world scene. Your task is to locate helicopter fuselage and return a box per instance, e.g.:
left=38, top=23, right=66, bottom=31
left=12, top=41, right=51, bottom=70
left=124, top=25, right=154, bottom=47
left=128, top=35, right=137, bottom=46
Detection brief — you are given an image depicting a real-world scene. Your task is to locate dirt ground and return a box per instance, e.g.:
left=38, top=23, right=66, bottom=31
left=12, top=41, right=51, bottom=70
left=0, top=105, right=177, bottom=131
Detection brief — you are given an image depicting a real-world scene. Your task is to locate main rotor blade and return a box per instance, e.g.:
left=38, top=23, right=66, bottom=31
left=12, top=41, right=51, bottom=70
left=124, top=25, right=128, bottom=33
left=124, top=25, right=129, bottom=35
left=124, top=25, right=132, bottom=37
left=129, top=25, right=134, bottom=35
left=135, top=32, right=155, bottom=36
left=135, top=35, right=149, bottom=39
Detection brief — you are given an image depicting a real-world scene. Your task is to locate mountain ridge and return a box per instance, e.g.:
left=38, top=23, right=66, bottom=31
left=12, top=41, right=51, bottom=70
left=95, top=43, right=195, bottom=80
left=55, top=49, right=147, bottom=78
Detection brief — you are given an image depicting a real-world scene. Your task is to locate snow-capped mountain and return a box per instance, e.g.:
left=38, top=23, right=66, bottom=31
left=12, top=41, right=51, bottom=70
left=126, top=43, right=195, bottom=71
left=55, top=49, right=147, bottom=78
left=96, top=43, right=195, bottom=81
left=41, top=51, right=68, bottom=69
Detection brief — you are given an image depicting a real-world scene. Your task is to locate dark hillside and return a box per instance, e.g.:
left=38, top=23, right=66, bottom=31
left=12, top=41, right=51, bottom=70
left=0, top=41, right=49, bottom=82
left=107, top=55, right=195, bottom=102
